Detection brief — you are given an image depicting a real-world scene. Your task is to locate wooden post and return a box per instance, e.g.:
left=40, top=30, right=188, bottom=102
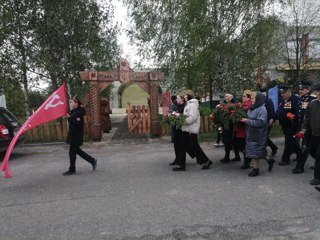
left=88, top=70, right=102, bottom=140
left=149, top=72, right=160, bottom=135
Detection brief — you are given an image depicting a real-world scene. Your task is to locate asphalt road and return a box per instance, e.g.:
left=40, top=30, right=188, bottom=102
left=1, top=137, right=320, bottom=240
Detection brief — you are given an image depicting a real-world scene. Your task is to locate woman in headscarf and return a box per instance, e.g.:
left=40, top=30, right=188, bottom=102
left=240, top=92, right=274, bottom=177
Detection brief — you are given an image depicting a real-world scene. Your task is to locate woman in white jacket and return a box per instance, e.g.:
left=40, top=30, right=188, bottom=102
left=173, top=90, right=213, bottom=171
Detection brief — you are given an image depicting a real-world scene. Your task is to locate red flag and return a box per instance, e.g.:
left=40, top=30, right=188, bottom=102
left=1, top=82, right=68, bottom=178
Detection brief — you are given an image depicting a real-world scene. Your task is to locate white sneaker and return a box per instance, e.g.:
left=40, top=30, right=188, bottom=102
left=213, top=143, right=220, bottom=147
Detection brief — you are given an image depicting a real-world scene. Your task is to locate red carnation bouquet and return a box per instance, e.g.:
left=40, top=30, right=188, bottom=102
left=295, top=131, right=307, bottom=152
left=210, top=102, right=246, bottom=130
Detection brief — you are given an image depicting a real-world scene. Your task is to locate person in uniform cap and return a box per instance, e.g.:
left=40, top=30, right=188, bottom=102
left=276, top=85, right=300, bottom=166
left=292, top=81, right=316, bottom=174
left=300, top=81, right=320, bottom=186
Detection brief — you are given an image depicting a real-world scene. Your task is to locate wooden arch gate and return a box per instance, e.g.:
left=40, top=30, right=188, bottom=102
left=79, top=58, right=164, bottom=140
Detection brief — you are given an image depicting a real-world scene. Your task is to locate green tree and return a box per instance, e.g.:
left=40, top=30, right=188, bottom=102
left=31, top=0, right=120, bottom=98
left=125, top=0, right=278, bottom=98
left=0, top=74, right=25, bottom=117
left=0, top=0, right=39, bottom=117
left=0, top=0, right=120, bottom=117
left=276, top=0, right=320, bottom=84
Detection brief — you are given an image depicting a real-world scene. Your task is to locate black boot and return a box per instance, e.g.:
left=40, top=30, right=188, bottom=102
left=267, top=158, right=275, bottom=172
left=271, top=147, right=278, bottom=157
left=92, top=159, right=97, bottom=171
left=248, top=168, right=259, bottom=177
left=220, top=157, right=230, bottom=163
left=240, top=157, right=251, bottom=169
left=202, top=160, right=213, bottom=170
left=63, top=170, right=76, bottom=176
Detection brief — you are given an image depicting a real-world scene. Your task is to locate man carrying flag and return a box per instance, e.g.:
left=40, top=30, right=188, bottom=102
left=1, top=82, right=68, bottom=178
left=63, top=96, right=97, bottom=176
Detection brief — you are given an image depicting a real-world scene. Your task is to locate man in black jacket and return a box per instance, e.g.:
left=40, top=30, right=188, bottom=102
left=301, top=82, right=320, bottom=185
left=276, top=85, right=300, bottom=166
left=262, top=90, right=278, bottom=156
left=63, top=96, right=97, bottom=176
left=292, top=81, right=316, bottom=174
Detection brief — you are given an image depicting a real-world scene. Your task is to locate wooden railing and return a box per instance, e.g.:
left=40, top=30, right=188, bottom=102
left=21, top=117, right=91, bottom=144
left=19, top=115, right=212, bottom=143
left=127, top=104, right=150, bottom=134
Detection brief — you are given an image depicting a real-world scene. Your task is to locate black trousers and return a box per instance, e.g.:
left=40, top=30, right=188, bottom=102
left=295, top=132, right=312, bottom=170
left=174, top=129, right=195, bottom=161
left=267, top=126, right=278, bottom=150
left=309, top=135, right=320, bottom=180
left=281, top=127, right=300, bottom=162
left=176, top=131, right=209, bottom=168
left=233, top=137, right=245, bottom=157
left=69, top=144, right=95, bottom=172
left=216, top=127, right=221, bottom=144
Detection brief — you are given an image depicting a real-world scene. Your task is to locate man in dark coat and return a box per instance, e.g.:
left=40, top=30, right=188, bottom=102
left=276, top=85, right=299, bottom=166
left=300, top=81, right=320, bottom=186
left=263, top=91, right=278, bottom=156
left=292, top=81, right=316, bottom=174
left=63, top=96, right=97, bottom=175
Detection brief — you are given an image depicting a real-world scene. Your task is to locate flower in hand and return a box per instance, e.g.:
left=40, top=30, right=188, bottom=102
left=172, top=111, right=180, bottom=116
left=240, top=118, right=247, bottom=123
left=286, top=112, right=295, bottom=120
left=295, top=132, right=304, bottom=139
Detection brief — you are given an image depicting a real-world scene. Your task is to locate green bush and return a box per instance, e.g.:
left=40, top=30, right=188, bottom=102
left=199, top=107, right=212, bottom=116
left=269, top=123, right=283, bottom=138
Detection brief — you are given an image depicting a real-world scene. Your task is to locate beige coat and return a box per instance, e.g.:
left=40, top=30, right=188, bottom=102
left=182, top=99, right=200, bottom=134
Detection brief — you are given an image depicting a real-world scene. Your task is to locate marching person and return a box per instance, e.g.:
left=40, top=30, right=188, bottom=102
left=276, top=85, right=299, bottom=166
left=300, top=81, right=320, bottom=186
left=169, top=92, right=195, bottom=165
left=219, top=93, right=238, bottom=163
left=169, top=95, right=178, bottom=146
left=234, top=90, right=252, bottom=169
left=262, top=90, right=278, bottom=157
left=63, top=96, right=97, bottom=175
left=173, top=90, right=212, bottom=171
left=240, top=92, right=274, bottom=177
left=292, top=81, right=316, bottom=174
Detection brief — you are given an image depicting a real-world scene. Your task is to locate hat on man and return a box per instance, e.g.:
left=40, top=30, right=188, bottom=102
left=279, top=85, right=292, bottom=93
left=298, top=81, right=312, bottom=89
left=184, top=90, right=195, bottom=97
left=72, top=96, right=82, bottom=105
left=312, top=80, right=320, bottom=91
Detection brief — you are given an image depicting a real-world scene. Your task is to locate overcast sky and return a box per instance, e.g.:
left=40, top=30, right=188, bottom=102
left=112, top=0, right=140, bottom=67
